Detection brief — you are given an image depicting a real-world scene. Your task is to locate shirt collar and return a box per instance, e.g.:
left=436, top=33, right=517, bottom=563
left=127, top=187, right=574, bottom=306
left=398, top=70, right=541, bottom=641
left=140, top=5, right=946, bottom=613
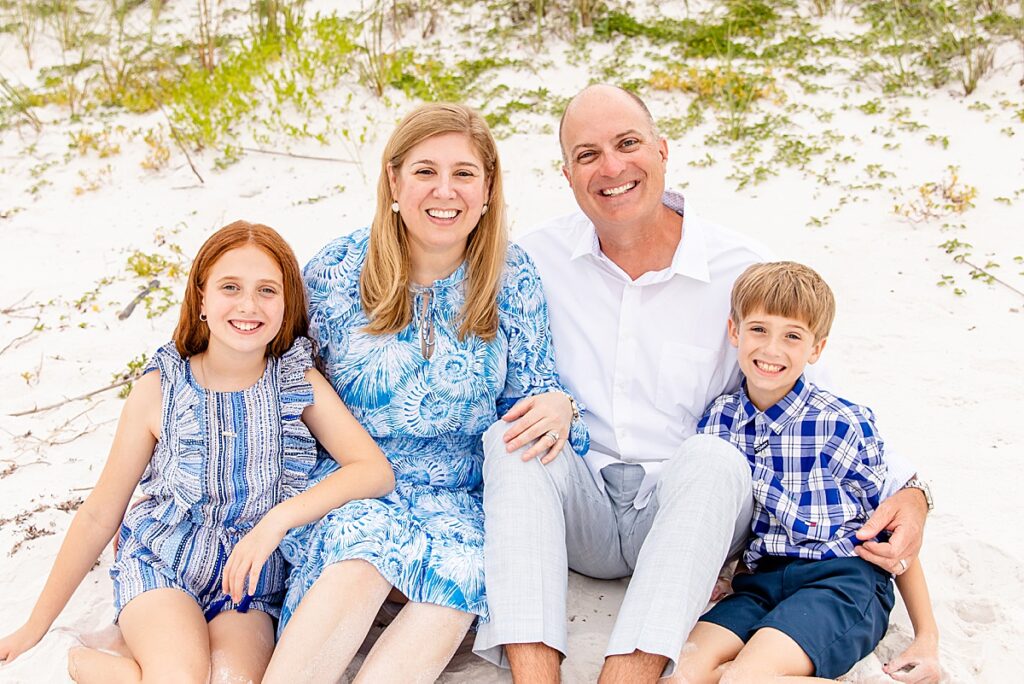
left=737, top=375, right=812, bottom=433
left=569, top=191, right=711, bottom=284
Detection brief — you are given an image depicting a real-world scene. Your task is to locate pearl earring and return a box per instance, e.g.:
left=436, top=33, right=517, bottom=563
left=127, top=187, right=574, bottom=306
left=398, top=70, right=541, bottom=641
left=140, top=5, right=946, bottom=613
left=481, top=204, right=488, bottom=215
left=391, top=201, right=400, bottom=213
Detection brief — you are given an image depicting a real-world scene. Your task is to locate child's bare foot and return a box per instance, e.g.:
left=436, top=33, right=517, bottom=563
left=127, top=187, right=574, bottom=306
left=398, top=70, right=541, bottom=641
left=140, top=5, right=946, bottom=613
left=67, top=645, right=141, bottom=684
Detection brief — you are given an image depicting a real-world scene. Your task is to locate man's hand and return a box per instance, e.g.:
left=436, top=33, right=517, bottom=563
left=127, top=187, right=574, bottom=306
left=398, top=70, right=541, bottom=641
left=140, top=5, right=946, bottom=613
left=855, top=486, right=929, bottom=574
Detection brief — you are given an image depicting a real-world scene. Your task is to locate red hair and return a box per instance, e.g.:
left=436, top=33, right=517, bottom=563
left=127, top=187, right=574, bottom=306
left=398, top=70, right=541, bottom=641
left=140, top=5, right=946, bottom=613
left=173, top=220, right=308, bottom=358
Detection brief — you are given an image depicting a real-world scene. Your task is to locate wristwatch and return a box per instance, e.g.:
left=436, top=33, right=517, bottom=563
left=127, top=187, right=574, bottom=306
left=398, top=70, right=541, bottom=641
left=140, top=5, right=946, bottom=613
left=901, top=477, right=934, bottom=511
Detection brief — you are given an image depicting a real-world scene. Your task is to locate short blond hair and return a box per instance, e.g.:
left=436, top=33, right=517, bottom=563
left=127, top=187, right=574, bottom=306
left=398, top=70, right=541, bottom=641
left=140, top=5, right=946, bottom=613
left=361, top=102, right=506, bottom=341
left=730, top=261, right=835, bottom=341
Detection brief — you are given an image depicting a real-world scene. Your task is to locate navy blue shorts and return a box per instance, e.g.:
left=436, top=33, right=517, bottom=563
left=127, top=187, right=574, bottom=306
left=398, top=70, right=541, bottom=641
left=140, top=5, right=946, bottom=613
left=699, top=556, right=895, bottom=679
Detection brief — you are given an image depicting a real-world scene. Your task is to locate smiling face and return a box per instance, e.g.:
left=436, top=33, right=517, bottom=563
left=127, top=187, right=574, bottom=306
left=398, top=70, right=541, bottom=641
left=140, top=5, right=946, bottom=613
left=560, top=86, right=668, bottom=234
left=387, top=131, right=489, bottom=275
left=729, top=311, right=827, bottom=411
left=200, top=244, right=285, bottom=357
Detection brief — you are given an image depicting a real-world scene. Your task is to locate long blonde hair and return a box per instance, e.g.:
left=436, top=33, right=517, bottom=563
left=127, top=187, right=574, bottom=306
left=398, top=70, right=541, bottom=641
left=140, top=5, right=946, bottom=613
left=360, top=102, right=507, bottom=341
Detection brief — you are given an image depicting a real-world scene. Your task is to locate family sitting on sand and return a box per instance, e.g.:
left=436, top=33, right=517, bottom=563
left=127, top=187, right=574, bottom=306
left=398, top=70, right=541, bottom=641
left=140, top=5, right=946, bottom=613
left=1, top=86, right=940, bottom=683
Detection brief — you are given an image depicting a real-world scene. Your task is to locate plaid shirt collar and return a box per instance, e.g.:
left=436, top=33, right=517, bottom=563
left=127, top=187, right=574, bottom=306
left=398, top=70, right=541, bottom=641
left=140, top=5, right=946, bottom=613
left=735, top=375, right=812, bottom=434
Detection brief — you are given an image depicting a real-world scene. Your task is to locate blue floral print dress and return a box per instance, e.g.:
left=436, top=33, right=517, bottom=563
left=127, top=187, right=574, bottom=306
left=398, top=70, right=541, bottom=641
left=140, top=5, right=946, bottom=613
left=278, top=227, right=588, bottom=628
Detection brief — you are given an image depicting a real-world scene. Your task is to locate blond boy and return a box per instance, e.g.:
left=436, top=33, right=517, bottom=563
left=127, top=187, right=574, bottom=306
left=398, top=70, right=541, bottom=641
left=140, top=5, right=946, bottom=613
left=682, top=262, right=940, bottom=682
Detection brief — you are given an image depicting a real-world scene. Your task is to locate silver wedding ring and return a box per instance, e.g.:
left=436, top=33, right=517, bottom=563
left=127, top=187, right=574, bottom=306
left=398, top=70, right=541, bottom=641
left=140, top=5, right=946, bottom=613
left=898, top=558, right=909, bottom=573
left=544, top=431, right=559, bottom=443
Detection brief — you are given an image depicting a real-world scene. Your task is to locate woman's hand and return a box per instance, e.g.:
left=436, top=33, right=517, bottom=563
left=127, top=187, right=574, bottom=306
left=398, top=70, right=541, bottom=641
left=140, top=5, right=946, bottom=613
left=884, top=635, right=941, bottom=683
left=222, top=517, right=287, bottom=603
left=0, top=622, right=47, bottom=664
left=501, top=391, right=574, bottom=465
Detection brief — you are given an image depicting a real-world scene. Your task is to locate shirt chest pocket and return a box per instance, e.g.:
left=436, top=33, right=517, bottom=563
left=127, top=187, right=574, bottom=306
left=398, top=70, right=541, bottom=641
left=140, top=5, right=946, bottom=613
left=654, top=341, right=719, bottom=427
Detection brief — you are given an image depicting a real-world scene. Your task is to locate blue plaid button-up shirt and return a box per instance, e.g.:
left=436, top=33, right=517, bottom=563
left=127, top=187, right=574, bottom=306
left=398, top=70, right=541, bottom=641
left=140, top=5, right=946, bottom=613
left=698, top=376, right=886, bottom=569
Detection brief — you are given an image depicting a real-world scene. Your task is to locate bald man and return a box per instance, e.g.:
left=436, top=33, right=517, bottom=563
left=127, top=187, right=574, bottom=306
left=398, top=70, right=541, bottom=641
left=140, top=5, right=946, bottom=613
left=473, top=85, right=930, bottom=683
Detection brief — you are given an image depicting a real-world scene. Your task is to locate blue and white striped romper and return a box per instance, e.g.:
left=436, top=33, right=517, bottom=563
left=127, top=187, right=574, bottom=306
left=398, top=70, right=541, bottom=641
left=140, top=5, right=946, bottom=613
left=110, top=337, right=317, bottom=622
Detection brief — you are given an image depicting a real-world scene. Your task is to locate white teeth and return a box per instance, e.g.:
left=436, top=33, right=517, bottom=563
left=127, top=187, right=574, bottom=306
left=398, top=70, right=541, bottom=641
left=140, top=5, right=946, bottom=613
left=427, top=209, right=458, bottom=219
left=600, top=181, right=637, bottom=196
left=232, top=321, right=260, bottom=331
left=756, top=361, right=783, bottom=373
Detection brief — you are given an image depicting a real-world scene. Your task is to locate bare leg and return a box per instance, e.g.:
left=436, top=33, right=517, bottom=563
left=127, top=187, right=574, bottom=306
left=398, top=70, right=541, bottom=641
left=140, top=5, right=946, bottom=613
left=666, top=622, right=745, bottom=684
left=599, top=650, right=668, bottom=684
left=118, top=588, right=212, bottom=683
left=720, top=628, right=833, bottom=684
left=353, top=602, right=475, bottom=684
left=264, top=560, right=392, bottom=684
left=208, top=609, right=275, bottom=683
left=505, top=642, right=561, bottom=683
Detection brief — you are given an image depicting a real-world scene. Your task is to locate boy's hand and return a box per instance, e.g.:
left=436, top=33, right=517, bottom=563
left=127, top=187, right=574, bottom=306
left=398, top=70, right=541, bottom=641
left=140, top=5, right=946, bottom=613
left=0, top=622, right=47, bottom=664
left=222, top=519, right=287, bottom=604
left=884, top=636, right=941, bottom=683
left=709, top=576, right=733, bottom=603
left=709, top=560, right=746, bottom=602
left=856, top=487, right=928, bottom=574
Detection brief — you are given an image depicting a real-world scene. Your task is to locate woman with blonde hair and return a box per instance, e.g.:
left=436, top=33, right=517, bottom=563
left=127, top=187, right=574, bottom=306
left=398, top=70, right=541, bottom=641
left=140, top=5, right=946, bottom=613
left=263, top=102, right=589, bottom=682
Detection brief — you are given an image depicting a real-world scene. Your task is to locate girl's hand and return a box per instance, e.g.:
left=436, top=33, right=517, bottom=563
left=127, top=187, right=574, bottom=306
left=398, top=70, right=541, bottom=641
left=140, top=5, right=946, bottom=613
left=501, top=391, right=574, bottom=465
left=0, top=622, right=46, bottom=664
left=884, top=636, right=941, bottom=683
left=222, top=518, right=287, bottom=603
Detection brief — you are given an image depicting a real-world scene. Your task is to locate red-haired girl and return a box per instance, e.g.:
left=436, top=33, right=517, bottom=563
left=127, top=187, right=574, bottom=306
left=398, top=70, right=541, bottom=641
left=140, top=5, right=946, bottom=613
left=0, top=221, right=394, bottom=682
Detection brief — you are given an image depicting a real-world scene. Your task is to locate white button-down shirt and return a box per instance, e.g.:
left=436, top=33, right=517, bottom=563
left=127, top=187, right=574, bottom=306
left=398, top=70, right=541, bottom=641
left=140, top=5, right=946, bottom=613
left=518, top=191, right=914, bottom=508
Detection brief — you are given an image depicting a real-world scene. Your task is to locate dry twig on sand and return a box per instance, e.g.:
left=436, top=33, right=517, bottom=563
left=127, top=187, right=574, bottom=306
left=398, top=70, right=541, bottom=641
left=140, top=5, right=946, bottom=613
left=117, top=279, right=161, bottom=320
left=156, top=102, right=204, bottom=184
left=8, top=380, right=134, bottom=417
left=954, top=255, right=1024, bottom=300
left=237, top=146, right=359, bottom=163
left=0, top=319, right=41, bottom=357
left=1, top=294, right=44, bottom=356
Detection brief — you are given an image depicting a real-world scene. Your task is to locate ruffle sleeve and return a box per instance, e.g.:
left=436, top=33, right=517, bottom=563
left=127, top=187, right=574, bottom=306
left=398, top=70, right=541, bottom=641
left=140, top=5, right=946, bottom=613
left=140, top=342, right=207, bottom=524
left=278, top=336, right=318, bottom=499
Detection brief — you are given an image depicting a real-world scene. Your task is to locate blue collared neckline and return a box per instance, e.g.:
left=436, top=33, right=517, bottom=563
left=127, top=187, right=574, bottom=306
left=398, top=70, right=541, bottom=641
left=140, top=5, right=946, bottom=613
left=737, top=375, right=812, bottom=434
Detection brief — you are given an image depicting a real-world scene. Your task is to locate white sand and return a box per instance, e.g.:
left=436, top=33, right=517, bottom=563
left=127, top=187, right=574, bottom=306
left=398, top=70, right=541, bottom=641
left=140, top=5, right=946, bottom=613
left=1, top=1, right=1022, bottom=682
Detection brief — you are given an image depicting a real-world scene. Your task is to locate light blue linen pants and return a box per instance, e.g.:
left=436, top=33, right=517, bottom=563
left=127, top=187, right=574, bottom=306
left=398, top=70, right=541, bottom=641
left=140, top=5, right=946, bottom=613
left=473, top=422, right=754, bottom=676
